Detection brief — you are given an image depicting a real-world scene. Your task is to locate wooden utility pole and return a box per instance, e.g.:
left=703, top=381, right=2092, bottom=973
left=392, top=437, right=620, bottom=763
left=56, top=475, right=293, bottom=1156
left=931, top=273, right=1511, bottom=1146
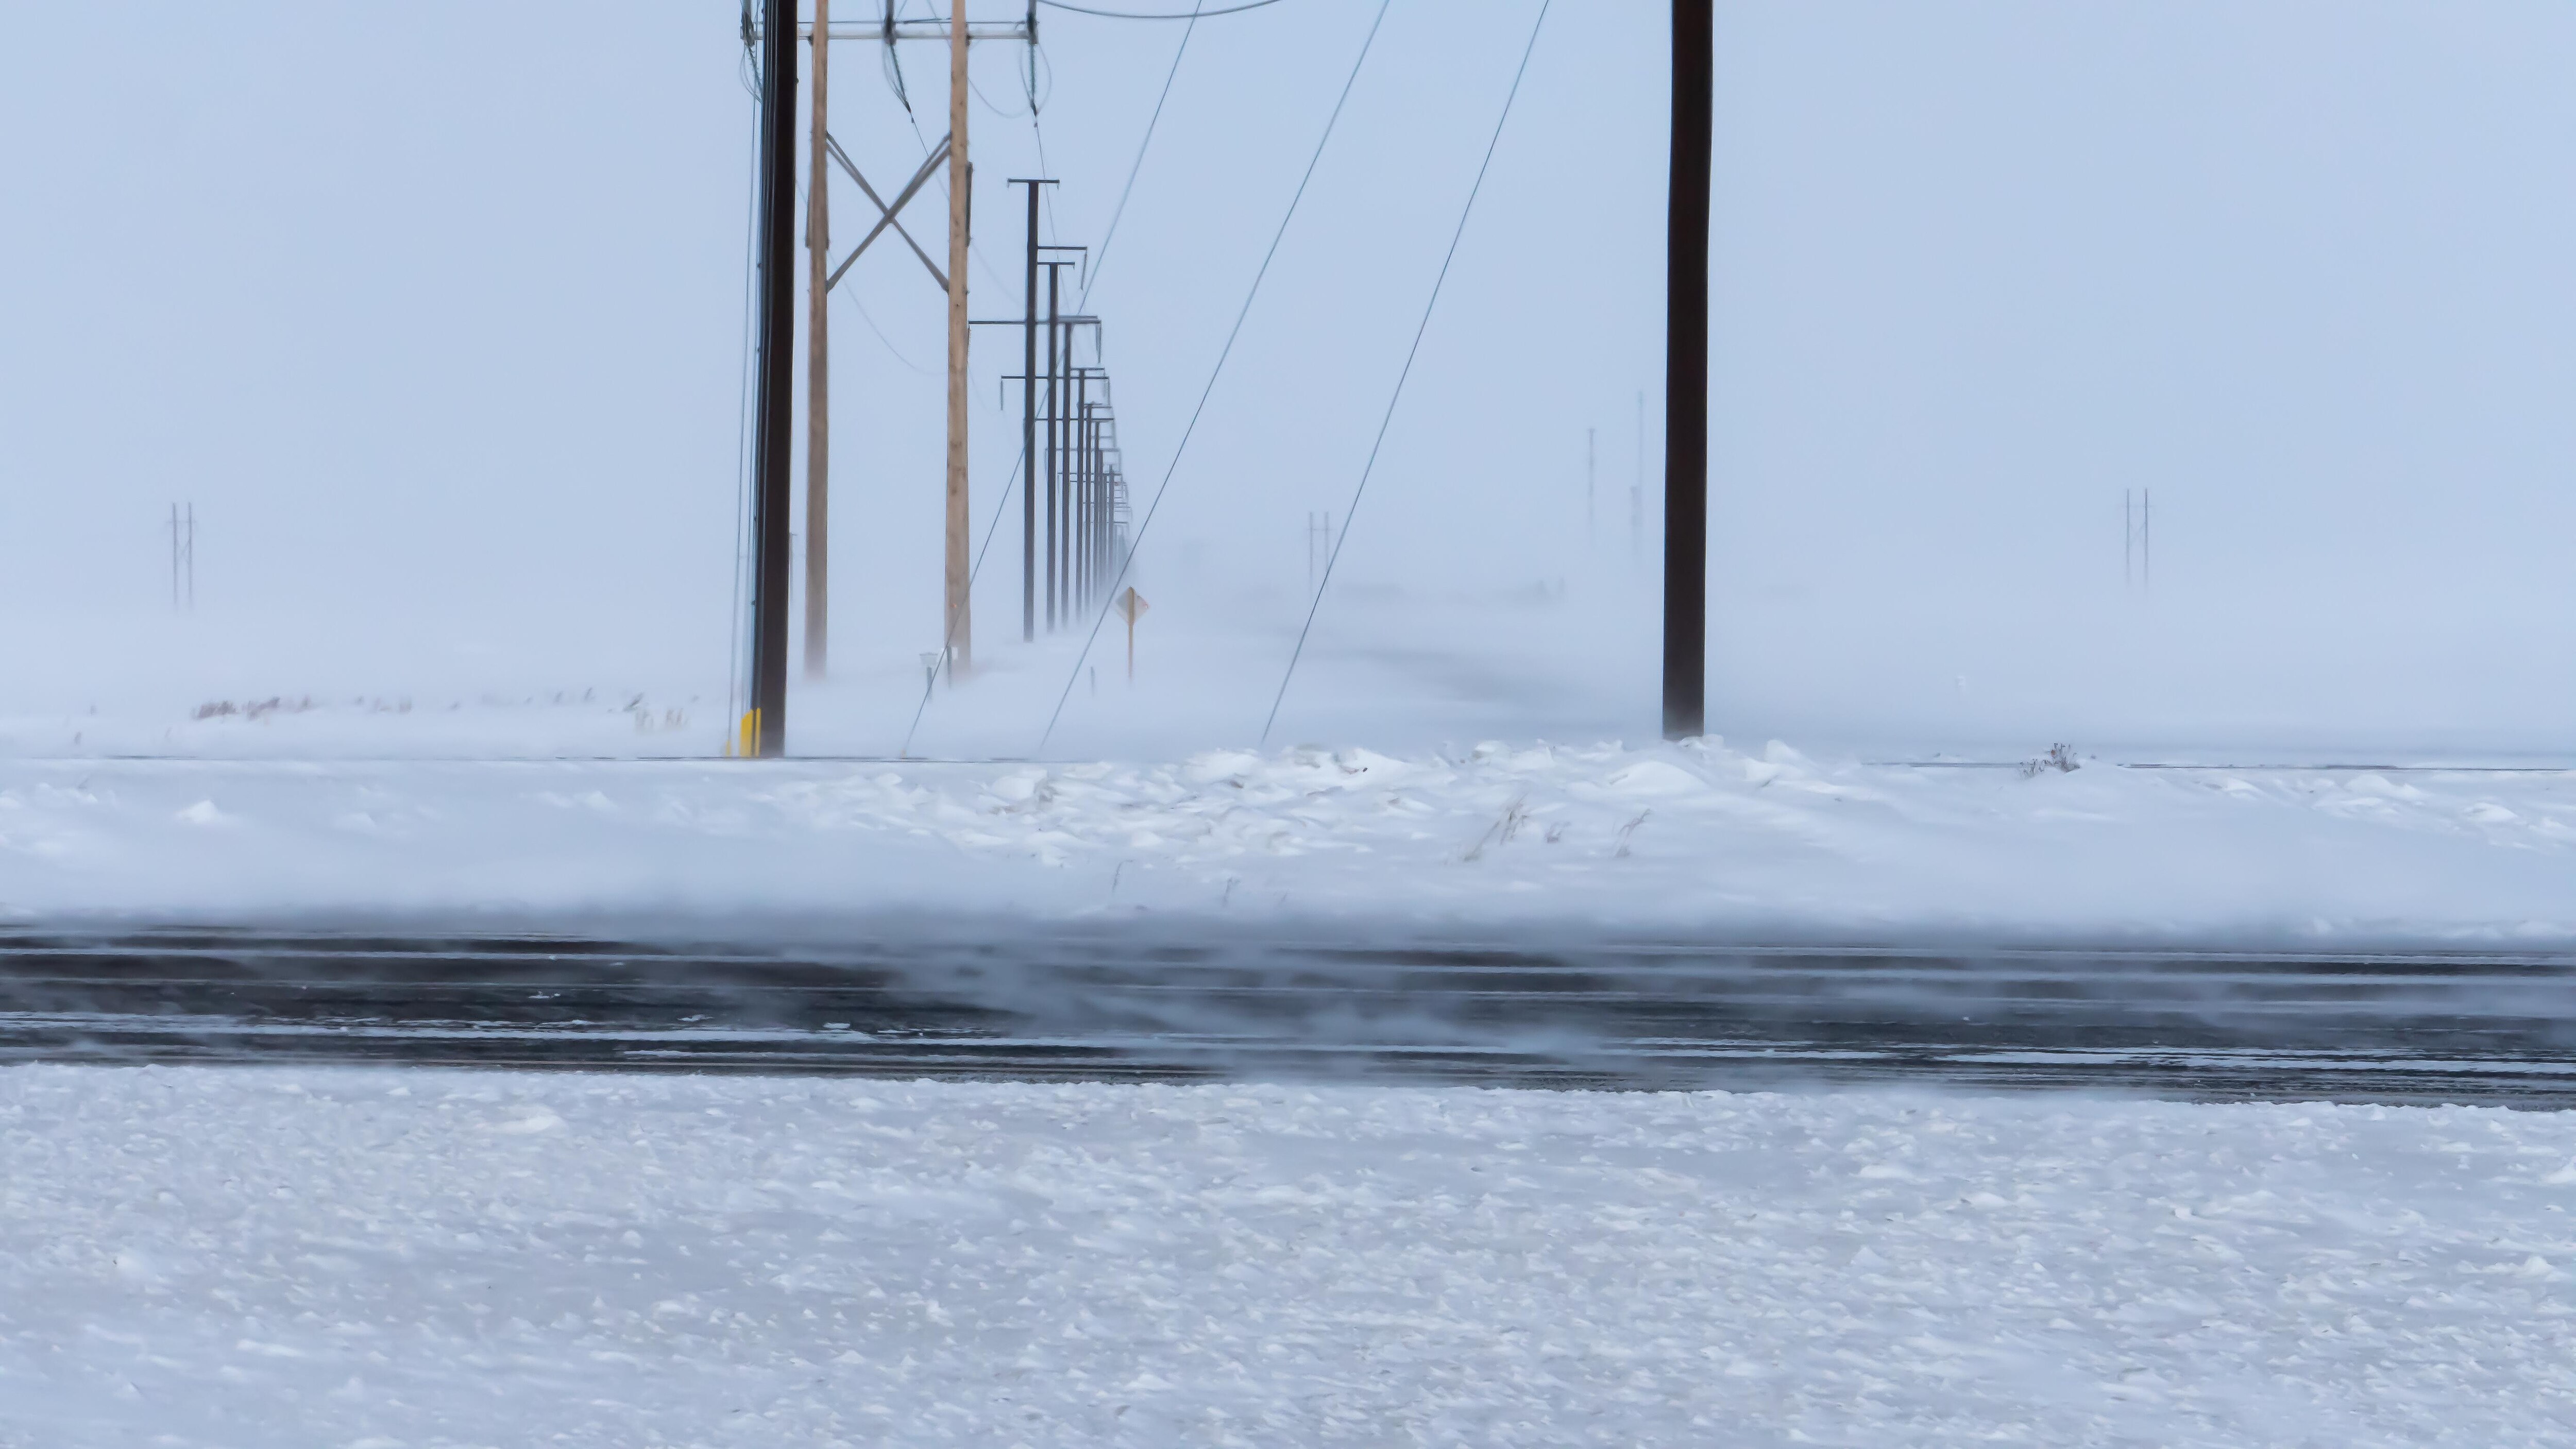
left=745, top=0, right=798, bottom=757
left=1010, top=179, right=1055, bottom=642
left=804, top=0, right=831, bottom=681
left=1662, top=0, right=1711, bottom=741
left=943, top=0, right=973, bottom=673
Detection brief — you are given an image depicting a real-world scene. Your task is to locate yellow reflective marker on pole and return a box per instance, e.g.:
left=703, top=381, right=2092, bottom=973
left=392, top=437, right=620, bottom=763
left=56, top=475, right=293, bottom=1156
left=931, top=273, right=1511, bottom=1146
left=1115, top=588, right=1150, bottom=682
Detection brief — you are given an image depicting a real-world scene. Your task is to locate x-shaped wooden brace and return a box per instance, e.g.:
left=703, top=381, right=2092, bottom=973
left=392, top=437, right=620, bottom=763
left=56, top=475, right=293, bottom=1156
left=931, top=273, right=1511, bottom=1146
left=824, top=132, right=950, bottom=294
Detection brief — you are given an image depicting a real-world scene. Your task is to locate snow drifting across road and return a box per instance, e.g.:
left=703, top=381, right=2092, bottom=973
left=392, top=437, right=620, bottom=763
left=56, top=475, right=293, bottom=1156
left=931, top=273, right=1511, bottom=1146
left=3, top=738, right=2575, bottom=939
left=1, top=1067, right=2571, bottom=1447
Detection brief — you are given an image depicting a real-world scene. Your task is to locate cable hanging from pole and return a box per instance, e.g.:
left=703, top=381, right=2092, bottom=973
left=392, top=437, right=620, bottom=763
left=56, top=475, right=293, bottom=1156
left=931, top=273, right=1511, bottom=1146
left=1035, top=0, right=1394, bottom=755
left=1080, top=0, right=1198, bottom=309
left=1260, top=0, right=1552, bottom=747
left=880, top=0, right=916, bottom=114
left=900, top=444, right=1032, bottom=757
left=1037, top=0, right=1284, bottom=18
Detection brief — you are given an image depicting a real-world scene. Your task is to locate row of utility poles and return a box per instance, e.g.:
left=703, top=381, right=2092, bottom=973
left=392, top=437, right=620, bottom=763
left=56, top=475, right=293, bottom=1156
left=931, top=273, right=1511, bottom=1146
left=1004, top=209, right=1134, bottom=637
left=742, top=0, right=1132, bottom=757
left=742, top=0, right=1019, bottom=756
left=736, top=1, right=1714, bottom=756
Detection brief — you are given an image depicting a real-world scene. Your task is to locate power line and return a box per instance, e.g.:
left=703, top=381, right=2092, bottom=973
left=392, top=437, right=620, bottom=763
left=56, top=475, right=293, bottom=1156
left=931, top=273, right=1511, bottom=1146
left=1038, top=0, right=1284, bottom=18
left=1260, top=0, right=1551, bottom=747
left=1030, top=106, right=1061, bottom=243
left=1024, top=40, right=1061, bottom=245
left=836, top=284, right=933, bottom=373
left=967, top=69, right=1037, bottom=118
left=1081, top=1, right=1199, bottom=308
left=900, top=444, right=1030, bottom=757
left=1035, top=0, right=1394, bottom=754
left=870, top=36, right=1030, bottom=304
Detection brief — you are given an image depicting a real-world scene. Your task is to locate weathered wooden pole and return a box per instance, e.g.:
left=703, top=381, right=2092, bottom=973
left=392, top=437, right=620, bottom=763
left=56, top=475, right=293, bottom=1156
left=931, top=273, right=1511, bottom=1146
left=943, top=0, right=973, bottom=672
left=803, top=0, right=831, bottom=682
left=1013, top=179, right=1053, bottom=642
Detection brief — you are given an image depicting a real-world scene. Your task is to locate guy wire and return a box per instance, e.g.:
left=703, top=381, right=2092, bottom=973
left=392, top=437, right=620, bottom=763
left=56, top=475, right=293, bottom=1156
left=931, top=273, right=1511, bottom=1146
left=900, top=444, right=1031, bottom=757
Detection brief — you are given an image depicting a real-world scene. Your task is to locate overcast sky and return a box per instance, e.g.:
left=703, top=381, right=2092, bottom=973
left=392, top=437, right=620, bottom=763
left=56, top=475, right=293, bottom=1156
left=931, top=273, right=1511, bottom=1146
left=3, top=2, right=2572, bottom=757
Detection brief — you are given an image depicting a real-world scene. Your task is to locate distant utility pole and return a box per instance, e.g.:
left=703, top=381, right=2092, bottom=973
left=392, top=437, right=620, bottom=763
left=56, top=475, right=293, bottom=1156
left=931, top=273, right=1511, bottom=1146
left=1011, top=178, right=1056, bottom=643
left=943, top=0, right=973, bottom=674
left=803, top=0, right=831, bottom=682
left=2124, top=488, right=2154, bottom=594
left=1057, top=311, right=1103, bottom=617
left=1631, top=393, right=1646, bottom=562
left=1073, top=371, right=1092, bottom=605
left=1040, top=256, right=1075, bottom=628
left=1663, top=0, right=1712, bottom=741
left=1585, top=427, right=1597, bottom=540
left=1307, top=511, right=1331, bottom=596
left=745, top=0, right=798, bottom=757
left=168, top=503, right=194, bottom=612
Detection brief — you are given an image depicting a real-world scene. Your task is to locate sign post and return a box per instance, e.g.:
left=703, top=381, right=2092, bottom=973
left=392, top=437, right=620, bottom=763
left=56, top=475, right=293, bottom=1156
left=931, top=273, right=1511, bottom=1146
left=1114, top=588, right=1150, bottom=683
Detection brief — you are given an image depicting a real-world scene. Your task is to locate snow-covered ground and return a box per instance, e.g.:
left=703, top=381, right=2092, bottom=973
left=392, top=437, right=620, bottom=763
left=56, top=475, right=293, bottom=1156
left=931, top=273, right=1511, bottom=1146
left=0, top=1066, right=2569, bottom=1447
left=3, top=733, right=2573, bottom=941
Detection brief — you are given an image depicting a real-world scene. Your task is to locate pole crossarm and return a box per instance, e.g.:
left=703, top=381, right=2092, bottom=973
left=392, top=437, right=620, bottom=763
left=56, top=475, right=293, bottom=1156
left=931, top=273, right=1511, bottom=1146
left=797, top=20, right=1033, bottom=41
left=823, top=132, right=950, bottom=292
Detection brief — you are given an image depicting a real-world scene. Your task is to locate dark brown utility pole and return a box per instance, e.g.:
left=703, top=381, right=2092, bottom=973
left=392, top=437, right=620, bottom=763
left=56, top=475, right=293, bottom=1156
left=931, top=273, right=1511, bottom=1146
left=1042, top=260, right=1067, bottom=627
left=1663, top=0, right=1711, bottom=741
left=746, top=0, right=798, bottom=756
left=1073, top=372, right=1091, bottom=606
left=1011, top=179, right=1055, bottom=642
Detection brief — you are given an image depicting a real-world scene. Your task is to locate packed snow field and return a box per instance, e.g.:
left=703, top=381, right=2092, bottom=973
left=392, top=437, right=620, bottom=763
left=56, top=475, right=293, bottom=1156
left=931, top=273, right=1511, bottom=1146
left=1, top=1066, right=2571, bottom=1447
left=3, top=731, right=2573, bottom=939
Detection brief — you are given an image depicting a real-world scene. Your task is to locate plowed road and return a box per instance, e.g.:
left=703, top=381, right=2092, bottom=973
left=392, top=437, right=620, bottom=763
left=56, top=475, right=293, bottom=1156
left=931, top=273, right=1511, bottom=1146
left=2, top=928, right=2570, bottom=1104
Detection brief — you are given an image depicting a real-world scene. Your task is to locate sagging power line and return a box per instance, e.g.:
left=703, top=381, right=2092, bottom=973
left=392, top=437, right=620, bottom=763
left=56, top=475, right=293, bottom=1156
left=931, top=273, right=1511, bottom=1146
left=1036, top=0, right=1397, bottom=754
left=1261, top=0, right=1551, bottom=747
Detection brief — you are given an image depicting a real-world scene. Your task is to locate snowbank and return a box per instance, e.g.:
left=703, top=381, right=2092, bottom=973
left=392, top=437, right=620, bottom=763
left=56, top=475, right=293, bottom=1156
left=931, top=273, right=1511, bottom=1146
left=1, top=1067, right=2570, bottom=1446
left=3, top=739, right=2574, bottom=939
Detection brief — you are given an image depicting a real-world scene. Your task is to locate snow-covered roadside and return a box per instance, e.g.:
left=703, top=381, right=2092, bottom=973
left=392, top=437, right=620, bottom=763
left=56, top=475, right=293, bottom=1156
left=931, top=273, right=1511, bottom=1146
left=0, top=1067, right=2568, bottom=1447
left=3, top=740, right=2575, bottom=940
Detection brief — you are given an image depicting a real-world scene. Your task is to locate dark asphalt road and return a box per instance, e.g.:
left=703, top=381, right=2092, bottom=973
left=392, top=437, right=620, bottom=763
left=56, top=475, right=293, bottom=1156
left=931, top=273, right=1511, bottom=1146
left=2, top=927, right=2571, bottom=1104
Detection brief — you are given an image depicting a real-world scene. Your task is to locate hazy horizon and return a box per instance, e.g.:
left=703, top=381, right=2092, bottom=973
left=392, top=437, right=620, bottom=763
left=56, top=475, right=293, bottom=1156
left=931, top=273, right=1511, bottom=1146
left=4, top=1, right=2572, bottom=759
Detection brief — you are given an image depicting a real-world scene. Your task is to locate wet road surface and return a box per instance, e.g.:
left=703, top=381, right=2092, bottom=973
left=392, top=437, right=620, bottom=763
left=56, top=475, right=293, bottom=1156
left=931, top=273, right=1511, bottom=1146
left=1, top=927, right=2570, bottom=1105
